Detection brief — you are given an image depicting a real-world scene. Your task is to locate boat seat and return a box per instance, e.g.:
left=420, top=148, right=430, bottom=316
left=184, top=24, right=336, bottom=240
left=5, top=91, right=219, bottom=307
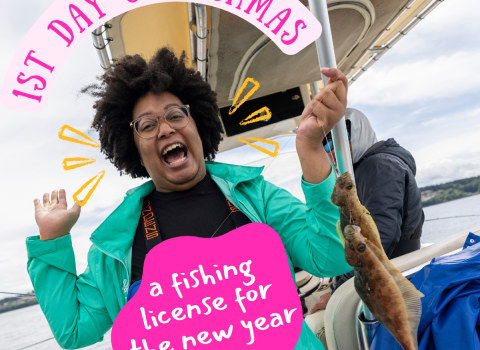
left=305, top=309, right=328, bottom=348
left=324, top=227, right=480, bottom=350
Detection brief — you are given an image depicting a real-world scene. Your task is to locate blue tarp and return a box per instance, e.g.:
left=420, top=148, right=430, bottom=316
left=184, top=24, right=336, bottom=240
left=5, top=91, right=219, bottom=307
left=371, top=232, right=480, bottom=350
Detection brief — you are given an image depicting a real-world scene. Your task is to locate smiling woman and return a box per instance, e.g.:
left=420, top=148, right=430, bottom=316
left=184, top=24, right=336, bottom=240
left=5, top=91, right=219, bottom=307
left=28, top=46, right=351, bottom=350
left=131, top=92, right=207, bottom=192
left=81, top=48, right=223, bottom=179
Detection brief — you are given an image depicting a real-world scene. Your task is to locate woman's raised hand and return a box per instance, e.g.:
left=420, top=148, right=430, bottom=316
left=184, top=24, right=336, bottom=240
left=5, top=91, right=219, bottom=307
left=34, top=189, right=81, bottom=241
left=296, top=67, right=348, bottom=149
left=295, top=68, right=348, bottom=185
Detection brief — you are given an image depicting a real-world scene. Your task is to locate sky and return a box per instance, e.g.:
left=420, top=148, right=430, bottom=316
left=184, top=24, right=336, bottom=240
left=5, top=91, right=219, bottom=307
left=0, top=0, right=479, bottom=296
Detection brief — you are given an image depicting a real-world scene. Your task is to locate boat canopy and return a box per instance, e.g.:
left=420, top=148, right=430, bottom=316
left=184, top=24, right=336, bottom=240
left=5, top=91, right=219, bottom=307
left=93, top=0, right=442, bottom=152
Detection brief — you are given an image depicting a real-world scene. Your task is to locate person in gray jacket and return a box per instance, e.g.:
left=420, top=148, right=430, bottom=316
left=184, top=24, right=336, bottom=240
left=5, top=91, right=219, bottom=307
left=343, top=108, right=424, bottom=260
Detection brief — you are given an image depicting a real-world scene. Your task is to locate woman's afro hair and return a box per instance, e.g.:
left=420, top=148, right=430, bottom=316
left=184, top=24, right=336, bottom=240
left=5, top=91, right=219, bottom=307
left=81, top=47, right=223, bottom=178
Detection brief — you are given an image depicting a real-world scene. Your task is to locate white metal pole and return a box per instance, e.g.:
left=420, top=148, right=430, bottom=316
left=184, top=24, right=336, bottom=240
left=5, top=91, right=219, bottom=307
left=195, top=4, right=208, bottom=80
left=310, top=81, right=320, bottom=96
left=307, top=0, right=354, bottom=178
left=91, top=26, right=111, bottom=70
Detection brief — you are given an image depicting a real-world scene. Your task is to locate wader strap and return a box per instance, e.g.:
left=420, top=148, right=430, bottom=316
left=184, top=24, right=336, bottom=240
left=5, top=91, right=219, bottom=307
left=141, top=195, right=251, bottom=252
left=224, top=197, right=251, bottom=228
left=141, top=196, right=162, bottom=252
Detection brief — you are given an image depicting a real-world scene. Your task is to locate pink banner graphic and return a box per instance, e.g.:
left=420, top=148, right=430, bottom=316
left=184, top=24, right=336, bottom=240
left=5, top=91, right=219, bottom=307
left=112, top=223, right=303, bottom=350
left=0, top=0, right=321, bottom=112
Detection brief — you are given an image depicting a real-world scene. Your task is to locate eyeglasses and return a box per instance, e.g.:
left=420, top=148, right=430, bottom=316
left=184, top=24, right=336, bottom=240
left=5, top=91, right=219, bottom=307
left=323, top=131, right=351, bottom=153
left=130, top=105, right=190, bottom=139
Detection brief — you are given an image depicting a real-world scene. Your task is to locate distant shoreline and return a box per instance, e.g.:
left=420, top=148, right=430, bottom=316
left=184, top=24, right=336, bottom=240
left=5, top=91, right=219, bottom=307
left=422, top=192, right=480, bottom=208
left=0, top=298, right=38, bottom=314
left=421, top=175, right=480, bottom=208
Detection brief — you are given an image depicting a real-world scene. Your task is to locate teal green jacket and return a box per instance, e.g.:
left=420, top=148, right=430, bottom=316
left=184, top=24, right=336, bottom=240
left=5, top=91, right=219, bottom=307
left=26, top=161, right=351, bottom=349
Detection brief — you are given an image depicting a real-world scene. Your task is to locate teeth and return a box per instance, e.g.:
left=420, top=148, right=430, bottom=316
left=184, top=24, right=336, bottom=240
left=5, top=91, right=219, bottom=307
left=162, top=143, right=184, bottom=155
left=170, top=156, right=186, bottom=165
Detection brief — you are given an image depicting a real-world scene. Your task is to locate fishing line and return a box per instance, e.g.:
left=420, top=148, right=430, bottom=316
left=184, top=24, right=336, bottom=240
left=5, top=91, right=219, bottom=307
left=321, top=123, right=341, bottom=178
left=305, top=76, right=342, bottom=179
left=16, top=337, right=55, bottom=350
left=260, top=76, right=341, bottom=178
left=210, top=212, right=232, bottom=238
left=260, top=134, right=295, bottom=175
left=425, top=214, right=480, bottom=222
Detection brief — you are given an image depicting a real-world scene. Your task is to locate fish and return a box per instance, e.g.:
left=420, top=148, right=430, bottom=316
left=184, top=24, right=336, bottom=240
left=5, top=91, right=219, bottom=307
left=344, top=225, right=424, bottom=350
left=331, top=172, right=383, bottom=252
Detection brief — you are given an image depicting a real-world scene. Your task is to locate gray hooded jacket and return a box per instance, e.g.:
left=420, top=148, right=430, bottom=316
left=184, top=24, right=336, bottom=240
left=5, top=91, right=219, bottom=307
left=332, top=109, right=424, bottom=292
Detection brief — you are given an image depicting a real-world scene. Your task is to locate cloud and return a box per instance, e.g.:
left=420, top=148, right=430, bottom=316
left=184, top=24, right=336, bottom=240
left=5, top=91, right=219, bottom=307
left=360, top=0, right=480, bottom=64
left=348, top=51, right=480, bottom=106
left=345, top=0, right=480, bottom=188
left=6, top=0, right=52, bottom=37
left=416, top=156, right=480, bottom=187
left=358, top=102, right=480, bottom=188
left=347, top=0, right=480, bottom=108
left=420, top=117, right=447, bottom=127
left=410, top=109, right=480, bottom=187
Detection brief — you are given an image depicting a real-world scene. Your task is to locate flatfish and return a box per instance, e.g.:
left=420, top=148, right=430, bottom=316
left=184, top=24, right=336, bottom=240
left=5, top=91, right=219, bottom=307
left=344, top=225, right=423, bottom=350
left=331, top=172, right=383, bottom=251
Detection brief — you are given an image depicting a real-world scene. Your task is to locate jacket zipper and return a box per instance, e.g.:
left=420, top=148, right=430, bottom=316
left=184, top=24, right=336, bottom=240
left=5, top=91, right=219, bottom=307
left=230, top=181, right=261, bottom=223
left=234, top=193, right=261, bottom=223
left=91, top=239, right=130, bottom=302
left=236, top=200, right=258, bottom=223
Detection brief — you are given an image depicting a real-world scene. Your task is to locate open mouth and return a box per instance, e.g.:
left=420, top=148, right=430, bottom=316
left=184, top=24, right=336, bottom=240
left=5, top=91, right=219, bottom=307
left=162, top=142, right=188, bottom=166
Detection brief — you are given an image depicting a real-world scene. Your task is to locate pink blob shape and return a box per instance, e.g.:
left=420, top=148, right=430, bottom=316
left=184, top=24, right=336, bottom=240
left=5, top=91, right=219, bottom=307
left=112, top=223, right=303, bottom=350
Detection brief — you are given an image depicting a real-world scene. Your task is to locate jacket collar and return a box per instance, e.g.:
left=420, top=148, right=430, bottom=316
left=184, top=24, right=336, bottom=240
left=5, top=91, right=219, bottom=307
left=205, top=161, right=263, bottom=184
left=90, top=161, right=263, bottom=260
left=353, top=138, right=417, bottom=175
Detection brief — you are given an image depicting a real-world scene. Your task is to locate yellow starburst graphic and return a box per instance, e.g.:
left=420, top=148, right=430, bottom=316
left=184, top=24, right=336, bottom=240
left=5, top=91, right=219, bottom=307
left=58, top=125, right=100, bottom=148
left=72, top=171, right=105, bottom=207
left=62, top=157, right=96, bottom=170
left=59, top=125, right=104, bottom=206
left=237, top=136, right=280, bottom=157
left=230, top=78, right=280, bottom=157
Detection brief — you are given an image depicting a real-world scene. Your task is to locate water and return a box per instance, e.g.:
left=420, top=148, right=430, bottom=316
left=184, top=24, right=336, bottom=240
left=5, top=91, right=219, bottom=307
left=421, top=194, right=480, bottom=244
left=0, top=305, right=112, bottom=350
left=2, top=195, right=480, bottom=350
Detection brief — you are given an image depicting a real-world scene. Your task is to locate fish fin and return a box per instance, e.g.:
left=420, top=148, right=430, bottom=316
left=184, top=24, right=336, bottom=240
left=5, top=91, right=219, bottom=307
left=360, top=204, right=375, bottom=226
left=336, top=220, right=345, bottom=247
left=360, top=204, right=384, bottom=250
left=395, top=275, right=423, bottom=348
left=365, top=239, right=424, bottom=345
left=395, top=274, right=423, bottom=348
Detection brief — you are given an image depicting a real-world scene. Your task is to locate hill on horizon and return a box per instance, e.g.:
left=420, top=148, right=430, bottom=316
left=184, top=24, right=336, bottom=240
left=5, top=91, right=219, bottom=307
left=420, top=175, right=480, bottom=207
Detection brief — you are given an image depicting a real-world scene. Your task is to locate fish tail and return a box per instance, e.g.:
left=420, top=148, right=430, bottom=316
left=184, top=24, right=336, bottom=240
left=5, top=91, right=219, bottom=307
left=401, top=281, right=424, bottom=350
left=364, top=240, right=424, bottom=349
